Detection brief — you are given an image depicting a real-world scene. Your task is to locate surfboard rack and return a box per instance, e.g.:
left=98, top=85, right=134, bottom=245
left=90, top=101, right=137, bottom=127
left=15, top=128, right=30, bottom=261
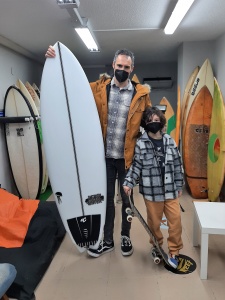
left=0, top=116, right=39, bottom=123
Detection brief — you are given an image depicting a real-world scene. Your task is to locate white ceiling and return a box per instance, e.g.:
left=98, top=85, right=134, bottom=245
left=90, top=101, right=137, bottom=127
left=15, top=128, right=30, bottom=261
left=0, top=0, right=225, bottom=66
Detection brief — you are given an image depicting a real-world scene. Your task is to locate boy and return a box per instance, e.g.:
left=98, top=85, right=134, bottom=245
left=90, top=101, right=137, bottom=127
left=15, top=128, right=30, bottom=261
left=123, top=107, right=184, bottom=268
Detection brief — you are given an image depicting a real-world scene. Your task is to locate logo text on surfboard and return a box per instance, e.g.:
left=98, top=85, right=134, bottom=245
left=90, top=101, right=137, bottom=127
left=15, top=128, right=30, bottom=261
left=195, top=126, right=209, bottom=134
left=191, top=78, right=200, bottom=96
left=85, top=194, right=104, bottom=205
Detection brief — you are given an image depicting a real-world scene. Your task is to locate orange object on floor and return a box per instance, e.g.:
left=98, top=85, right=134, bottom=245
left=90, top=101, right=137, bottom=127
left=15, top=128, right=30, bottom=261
left=0, top=188, right=39, bottom=248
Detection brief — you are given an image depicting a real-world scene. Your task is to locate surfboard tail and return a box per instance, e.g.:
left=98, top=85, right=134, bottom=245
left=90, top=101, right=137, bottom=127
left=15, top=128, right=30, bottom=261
left=67, top=214, right=101, bottom=248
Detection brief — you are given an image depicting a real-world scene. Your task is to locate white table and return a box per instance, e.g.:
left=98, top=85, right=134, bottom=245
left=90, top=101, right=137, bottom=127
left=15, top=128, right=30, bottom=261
left=193, top=202, right=225, bottom=279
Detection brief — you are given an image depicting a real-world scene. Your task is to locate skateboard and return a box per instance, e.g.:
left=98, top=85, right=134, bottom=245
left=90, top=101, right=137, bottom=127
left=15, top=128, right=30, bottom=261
left=126, top=196, right=170, bottom=266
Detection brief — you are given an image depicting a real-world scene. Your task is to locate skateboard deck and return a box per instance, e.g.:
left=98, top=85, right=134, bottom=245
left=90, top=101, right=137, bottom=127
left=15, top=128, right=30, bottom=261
left=126, top=197, right=197, bottom=274
left=126, top=196, right=170, bottom=266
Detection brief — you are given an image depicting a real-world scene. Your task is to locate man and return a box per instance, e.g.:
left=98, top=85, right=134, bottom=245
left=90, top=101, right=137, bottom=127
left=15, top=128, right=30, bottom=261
left=45, top=47, right=151, bottom=257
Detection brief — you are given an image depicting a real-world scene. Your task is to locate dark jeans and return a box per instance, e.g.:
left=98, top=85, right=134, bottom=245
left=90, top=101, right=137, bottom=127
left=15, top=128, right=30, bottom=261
left=104, top=158, right=132, bottom=243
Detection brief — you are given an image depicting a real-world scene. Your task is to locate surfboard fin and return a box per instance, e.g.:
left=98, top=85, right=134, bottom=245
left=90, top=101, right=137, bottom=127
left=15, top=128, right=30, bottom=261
left=67, top=214, right=101, bottom=248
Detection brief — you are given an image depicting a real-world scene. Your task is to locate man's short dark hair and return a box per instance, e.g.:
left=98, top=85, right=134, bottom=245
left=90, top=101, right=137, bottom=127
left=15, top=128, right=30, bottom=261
left=113, top=49, right=135, bottom=67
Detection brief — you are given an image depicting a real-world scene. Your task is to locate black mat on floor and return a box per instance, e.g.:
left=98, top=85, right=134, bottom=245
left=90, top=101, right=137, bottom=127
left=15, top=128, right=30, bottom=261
left=0, top=201, right=66, bottom=300
left=164, top=254, right=196, bottom=274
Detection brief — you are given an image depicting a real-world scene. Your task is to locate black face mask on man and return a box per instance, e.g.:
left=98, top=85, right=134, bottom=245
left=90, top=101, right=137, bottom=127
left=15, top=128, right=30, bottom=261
left=145, top=122, right=162, bottom=134
left=115, top=69, right=129, bottom=83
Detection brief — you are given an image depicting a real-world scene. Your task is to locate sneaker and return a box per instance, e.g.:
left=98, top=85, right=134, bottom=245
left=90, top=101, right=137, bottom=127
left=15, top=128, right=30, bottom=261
left=87, top=240, right=114, bottom=258
left=168, top=253, right=179, bottom=269
left=121, top=235, right=133, bottom=256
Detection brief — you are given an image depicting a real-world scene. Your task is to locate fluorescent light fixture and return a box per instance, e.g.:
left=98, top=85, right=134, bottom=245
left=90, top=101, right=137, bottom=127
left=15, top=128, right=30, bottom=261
left=56, top=0, right=100, bottom=51
left=164, top=0, right=195, bottom=34
left=56, top=0, right=80, bottom=9
left=75, top=27, right=99, bottom=52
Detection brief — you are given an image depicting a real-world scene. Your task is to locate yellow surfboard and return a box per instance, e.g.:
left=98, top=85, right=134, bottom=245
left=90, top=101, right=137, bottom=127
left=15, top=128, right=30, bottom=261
left=160, top=97, right=176, bottom=140
left=207, top=78, right=225, bottom=201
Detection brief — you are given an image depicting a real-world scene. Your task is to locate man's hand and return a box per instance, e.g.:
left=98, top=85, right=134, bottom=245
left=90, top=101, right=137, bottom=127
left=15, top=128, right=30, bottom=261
left=45, top=45, right=56, bottom=58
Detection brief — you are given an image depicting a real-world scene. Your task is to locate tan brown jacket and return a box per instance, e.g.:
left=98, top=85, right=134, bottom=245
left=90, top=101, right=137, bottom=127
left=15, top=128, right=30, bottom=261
left=90, top=74, right=151, bottom=169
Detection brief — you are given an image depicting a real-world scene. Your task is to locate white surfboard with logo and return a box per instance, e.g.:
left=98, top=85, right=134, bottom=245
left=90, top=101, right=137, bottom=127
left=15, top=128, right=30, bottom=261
left=40, top=42, right=106, bottom=252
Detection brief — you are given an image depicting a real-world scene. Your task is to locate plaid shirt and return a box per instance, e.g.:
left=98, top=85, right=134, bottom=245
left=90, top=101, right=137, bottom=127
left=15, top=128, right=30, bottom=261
left=105, top=78, right=134, bottom=158
left=123, top=132, right=184, bottom=201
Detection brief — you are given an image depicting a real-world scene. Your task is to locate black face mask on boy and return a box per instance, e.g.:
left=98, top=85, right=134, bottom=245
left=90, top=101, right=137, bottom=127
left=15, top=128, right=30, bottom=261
left=114, top=69, right=129, bottom=83
left=145, top=122, right=162, bottom=134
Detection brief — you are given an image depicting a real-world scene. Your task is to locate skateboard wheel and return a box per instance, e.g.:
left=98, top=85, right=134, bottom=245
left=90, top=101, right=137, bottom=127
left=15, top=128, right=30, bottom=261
left=125, top=207, right=132, bottom=214
left=153, top=257, right=161, bottom=264
left=127, top=215, right=133, bottom=222
left=151, top=248, right=162, bottom=264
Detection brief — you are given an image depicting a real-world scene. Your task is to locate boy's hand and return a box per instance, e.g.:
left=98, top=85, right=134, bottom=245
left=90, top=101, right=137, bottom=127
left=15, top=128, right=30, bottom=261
left=178, top=190, right=182, bottom=197
left=123, top=186, right=132, bottom=196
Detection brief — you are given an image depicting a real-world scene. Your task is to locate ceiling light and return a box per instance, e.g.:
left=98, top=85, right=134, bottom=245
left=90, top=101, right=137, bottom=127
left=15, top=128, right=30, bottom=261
left=56, top=0, right=100, bottom=52
left=164, top=0, right=195, bottom=34
left=56, top=0, right=80, bottom=9
left=75, top=27, right=99, bottom=52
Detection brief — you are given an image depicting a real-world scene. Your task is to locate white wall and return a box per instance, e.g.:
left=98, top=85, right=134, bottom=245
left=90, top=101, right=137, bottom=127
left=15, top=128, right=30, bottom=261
left=214, top=33, right=225, bottom=97
left=0, top=44, right=43, bottom=192
left=134, top=62, right=177, bottom=109
left=177, top=41, right=215, bottom=100
left=177, top=35, right=225, bottom=104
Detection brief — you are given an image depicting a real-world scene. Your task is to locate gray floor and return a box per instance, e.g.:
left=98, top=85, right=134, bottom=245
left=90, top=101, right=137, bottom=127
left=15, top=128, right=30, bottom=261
left=34, top=187, right=225, bottom=300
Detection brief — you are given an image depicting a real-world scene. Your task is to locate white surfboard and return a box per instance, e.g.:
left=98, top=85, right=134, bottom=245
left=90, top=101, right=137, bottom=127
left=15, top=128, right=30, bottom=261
left=40, top=42, right=106, bottom=252
left=17, top=79, right=48, bottom=194
left=3, top=86, right=43, bottom=199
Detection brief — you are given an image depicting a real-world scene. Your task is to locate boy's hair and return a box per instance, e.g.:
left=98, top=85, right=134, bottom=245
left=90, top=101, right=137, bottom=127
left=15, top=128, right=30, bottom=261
left=141, top=106, right=167, bottom=129
left=113, top=49, right=135, bottom=67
